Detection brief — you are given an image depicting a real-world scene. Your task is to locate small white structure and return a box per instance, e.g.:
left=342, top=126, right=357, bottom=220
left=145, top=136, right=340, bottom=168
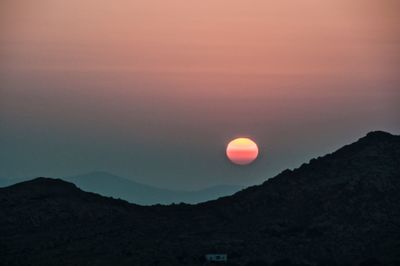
left=205, top=254, right=228, bottom=262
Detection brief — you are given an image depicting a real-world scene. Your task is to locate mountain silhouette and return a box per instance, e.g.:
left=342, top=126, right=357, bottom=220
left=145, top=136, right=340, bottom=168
left=0, top=131, right=399, bottom=266
left=0, top=172, right=242, bottom=205
left=65, top=171, right=243, bottom=205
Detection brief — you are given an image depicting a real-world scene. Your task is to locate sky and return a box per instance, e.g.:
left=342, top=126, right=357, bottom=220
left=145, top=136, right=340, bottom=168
left=0, top=0, right=399, bottom=190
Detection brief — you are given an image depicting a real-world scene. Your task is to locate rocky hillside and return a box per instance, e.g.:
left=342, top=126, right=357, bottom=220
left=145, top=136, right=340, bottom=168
left=0, top=131, right=399, bottom=266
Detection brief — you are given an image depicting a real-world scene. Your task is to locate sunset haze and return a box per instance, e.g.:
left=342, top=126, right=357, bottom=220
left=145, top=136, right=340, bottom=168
left=1, top=0, right=399, bottom=189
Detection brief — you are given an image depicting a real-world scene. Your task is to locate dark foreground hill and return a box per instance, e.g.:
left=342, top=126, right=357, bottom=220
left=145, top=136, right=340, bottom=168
left=0, top=131, right=399, bottom=266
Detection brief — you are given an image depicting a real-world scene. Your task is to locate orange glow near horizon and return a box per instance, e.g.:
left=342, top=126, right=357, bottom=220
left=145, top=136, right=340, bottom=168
left=226, top=138, right=259, bottom=165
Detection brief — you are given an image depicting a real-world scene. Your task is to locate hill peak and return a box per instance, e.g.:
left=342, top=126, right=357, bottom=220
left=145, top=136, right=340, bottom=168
left=320, top=130, right=399, bottom=161
left=14, top=177, right=74, bottom=186
left=364, top=130, right=395, bottom=140
left=5, top=177, right=81, bottom=196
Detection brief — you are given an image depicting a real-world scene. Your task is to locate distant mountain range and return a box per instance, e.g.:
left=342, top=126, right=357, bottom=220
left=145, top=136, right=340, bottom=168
left=65, top=172, right=243, bottom=205
left=1, top=131, right=399, bottom=266
left=0, top=172, right=243, bottom=205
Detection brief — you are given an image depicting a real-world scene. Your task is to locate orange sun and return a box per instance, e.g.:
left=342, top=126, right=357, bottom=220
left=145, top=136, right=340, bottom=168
left=226, top=137, right=259, bottom=165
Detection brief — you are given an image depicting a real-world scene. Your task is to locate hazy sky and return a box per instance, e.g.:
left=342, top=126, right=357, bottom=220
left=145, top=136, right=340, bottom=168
left=1, top=0, right=399, bottom=189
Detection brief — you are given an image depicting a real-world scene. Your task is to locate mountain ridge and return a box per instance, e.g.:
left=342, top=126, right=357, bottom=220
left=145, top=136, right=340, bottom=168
left=65, top=171, right=243, bottom=205
left=0, top=171, right=243, bottom=205
left=1, top=131, right=399, bottom=266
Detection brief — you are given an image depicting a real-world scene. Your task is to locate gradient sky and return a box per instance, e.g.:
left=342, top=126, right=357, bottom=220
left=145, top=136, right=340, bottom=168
left=0, top=0, right=399, bottom=189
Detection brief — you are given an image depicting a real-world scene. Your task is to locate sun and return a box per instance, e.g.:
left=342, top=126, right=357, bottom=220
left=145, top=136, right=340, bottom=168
left=226, top=137, right=259, bottom=165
